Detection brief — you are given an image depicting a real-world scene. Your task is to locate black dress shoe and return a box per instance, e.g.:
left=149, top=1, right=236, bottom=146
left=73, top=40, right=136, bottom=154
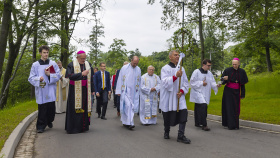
left=177, top=135, right=191, bottom=144
left=98, top=114, right=101, bottom=118
left=164, top=132, right=170, bottom=139
left=37, top=129, right=44, bottom=133
left=128, top=125, right=135, bottom=130
left=48, top=123, right=53, bottom=128
left=101, top=116, right=107, bottom=120
left=202, top=126, right=210, bottom=131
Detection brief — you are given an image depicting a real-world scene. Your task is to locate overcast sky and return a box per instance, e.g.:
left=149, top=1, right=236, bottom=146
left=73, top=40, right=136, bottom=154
left=71, top=0, right=178, bottom=56
left=71, top=0, right=233, bottom=56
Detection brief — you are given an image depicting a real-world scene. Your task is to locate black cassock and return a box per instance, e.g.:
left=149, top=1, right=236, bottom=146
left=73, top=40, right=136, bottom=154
left=65, top=62, right=94, bottom=134
left=221, top=67, right=248, bottom=129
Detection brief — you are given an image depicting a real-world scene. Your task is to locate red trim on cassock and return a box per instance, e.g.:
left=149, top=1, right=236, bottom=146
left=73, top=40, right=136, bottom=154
left=173, top=76, right=177, bottom=82
left=180, top=89, right=184, bottom=94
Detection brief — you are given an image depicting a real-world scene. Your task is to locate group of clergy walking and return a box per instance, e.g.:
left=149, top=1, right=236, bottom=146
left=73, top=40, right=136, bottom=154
left=28, top=45, right=248, bottom=144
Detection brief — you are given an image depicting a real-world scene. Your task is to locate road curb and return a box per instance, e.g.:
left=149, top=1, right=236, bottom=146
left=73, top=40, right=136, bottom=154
left=188, top=110, right=280, bottom=133
left=0, top=111, right=38, bottom=158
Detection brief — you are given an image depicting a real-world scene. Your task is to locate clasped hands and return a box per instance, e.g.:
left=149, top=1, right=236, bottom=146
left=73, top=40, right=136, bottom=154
left=96, top=91, right=111, bottom=97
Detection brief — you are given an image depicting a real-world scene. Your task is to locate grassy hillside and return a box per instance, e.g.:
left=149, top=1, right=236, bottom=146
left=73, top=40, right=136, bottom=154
left=186, top=72, right=280, bottom=125
left=0, top=100, right=37, bottom=150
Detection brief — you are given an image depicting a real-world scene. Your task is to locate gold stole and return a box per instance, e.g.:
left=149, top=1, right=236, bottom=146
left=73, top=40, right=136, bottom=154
left=56, top=68, right=67, bottom=101
left=73, top=59, right=92, bottom=116
left=144, top=75, right=158, bottom=119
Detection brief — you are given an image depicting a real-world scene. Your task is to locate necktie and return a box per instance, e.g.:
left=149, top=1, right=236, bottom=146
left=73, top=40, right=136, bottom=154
left=102, top=72, right=105, bottom=90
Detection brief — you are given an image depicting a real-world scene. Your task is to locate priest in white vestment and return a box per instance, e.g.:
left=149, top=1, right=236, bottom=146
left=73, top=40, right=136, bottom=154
left=139, top=65, right=161, bottom=125
left=55, top=61, right=69, bottom=113
left=160, top=50, right=191, bottom=144
left=190, top=59, right=220, bottom=131
left=116, top=56, right=141, bottom=130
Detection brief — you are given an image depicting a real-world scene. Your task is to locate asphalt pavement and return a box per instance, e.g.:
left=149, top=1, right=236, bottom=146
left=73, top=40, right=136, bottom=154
left=33, top=100, right=280, bottom=158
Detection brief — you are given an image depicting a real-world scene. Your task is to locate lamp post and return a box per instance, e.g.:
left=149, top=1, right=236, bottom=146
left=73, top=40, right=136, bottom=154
left=208, top=50, right=215, bottom=71
left=173, top=0, right=186, bottom=112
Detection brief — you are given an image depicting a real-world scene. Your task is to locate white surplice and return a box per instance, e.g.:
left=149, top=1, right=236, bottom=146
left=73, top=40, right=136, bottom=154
left=28, top=60, right=61, bottom=104
left=189, top=69, right=218, bottom=105
left=159, top=64, right=189, bottom=112
left=116, top=63, right=141, bottom=126
left=139, top=73, right=161, bottom=125
left=55, top=67, right=69, bottom=113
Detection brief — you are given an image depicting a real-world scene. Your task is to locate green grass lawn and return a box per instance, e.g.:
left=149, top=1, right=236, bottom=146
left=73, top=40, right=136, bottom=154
left=0, top=100, right=37, bottom=150
left=186, top=72, right=280, bottom=125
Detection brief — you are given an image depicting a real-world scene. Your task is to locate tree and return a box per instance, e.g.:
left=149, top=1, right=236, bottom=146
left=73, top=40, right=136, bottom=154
left=0, top=0, right=13, bottom=80
left=203, top=20, right=228, bottom=73
left=0, top=0, right=36, bottom=108
left=128, top=48, right=142, bottom=60
left=106, top=38, right=128, bottom=70
left=39, top=0, right=102, bottom=67
left=148, top=0, right=207, bottom=64
left=211, top=0, right=280, bottom=72
left=88, top=7, right=104, bottom=67
left=30, top=0, right=39, bottom=99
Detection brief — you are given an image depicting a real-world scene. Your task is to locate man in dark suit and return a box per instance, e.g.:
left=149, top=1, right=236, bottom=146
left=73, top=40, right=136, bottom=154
left=94, top=62, right=111, bottom=120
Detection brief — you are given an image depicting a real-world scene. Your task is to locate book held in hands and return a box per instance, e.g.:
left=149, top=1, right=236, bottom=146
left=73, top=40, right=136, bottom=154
left=45, top=65, right=56, bottom=73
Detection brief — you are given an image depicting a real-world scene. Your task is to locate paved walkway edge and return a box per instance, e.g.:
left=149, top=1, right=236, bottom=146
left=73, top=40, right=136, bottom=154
left=0, top=111, right=38, bottom=158
left=1, top=110, right=279, bottom=158
left=188, top=110, right=280, bottom=133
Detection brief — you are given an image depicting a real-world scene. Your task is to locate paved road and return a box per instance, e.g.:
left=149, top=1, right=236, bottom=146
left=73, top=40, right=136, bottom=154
left=34, top=100, right=280, bottom=158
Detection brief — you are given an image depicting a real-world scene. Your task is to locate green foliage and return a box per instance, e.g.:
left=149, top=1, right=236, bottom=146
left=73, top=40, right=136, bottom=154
left=128, top=48, right=141, bottom=61
left=203, top=20, right=229, bottom=72
left=211, top=0, right=280, bottom=72
left=105, top=38, right=129, bottom=74
left=138, top=51, right=169, bottom=76
left=186, top=72, right=280, bottom=125
left=0, top=100, right=37, bottom=150
left=88, top=16, right=105, bottom=66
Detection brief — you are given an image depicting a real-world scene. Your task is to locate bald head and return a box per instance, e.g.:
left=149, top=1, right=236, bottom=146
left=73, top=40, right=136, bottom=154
left=132, top=56, right=139, bottom=61
left=131, top=56, right=139, bottom=68
left=123, top=61, right=129, bottom=65
left=57, top=61, right=62, bottom=69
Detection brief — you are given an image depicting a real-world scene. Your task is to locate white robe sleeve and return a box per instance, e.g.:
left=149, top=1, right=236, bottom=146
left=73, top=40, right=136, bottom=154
left=116, top=68, right=123, bottom=95
left=28, top=63, right=40, bottom=87
left=49, top=62, right=61, bottom=84
left=210, top=73, right=218, bottom=95
left=61, top=77, right=69, bottom=88
left=140, top=75, right=151, bottom=95
left=181, top=69, right=189, bottom=94
left=155, top=75, right=161, bottom=93
left=190, top=70, right=203, bottom=92
left=161, top=66, right=174, bottom=92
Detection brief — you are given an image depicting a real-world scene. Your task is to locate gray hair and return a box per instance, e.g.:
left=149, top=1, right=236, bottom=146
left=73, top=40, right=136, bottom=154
left=147, top=65, right=155, bottom=70
left=56, top=60, right=62, bottom=64
left=169, top=50, right=178, bottom=56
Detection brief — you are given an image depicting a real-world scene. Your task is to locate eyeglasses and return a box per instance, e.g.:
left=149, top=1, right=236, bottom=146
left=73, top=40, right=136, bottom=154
left=206, top=65, right=211, bottom=67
